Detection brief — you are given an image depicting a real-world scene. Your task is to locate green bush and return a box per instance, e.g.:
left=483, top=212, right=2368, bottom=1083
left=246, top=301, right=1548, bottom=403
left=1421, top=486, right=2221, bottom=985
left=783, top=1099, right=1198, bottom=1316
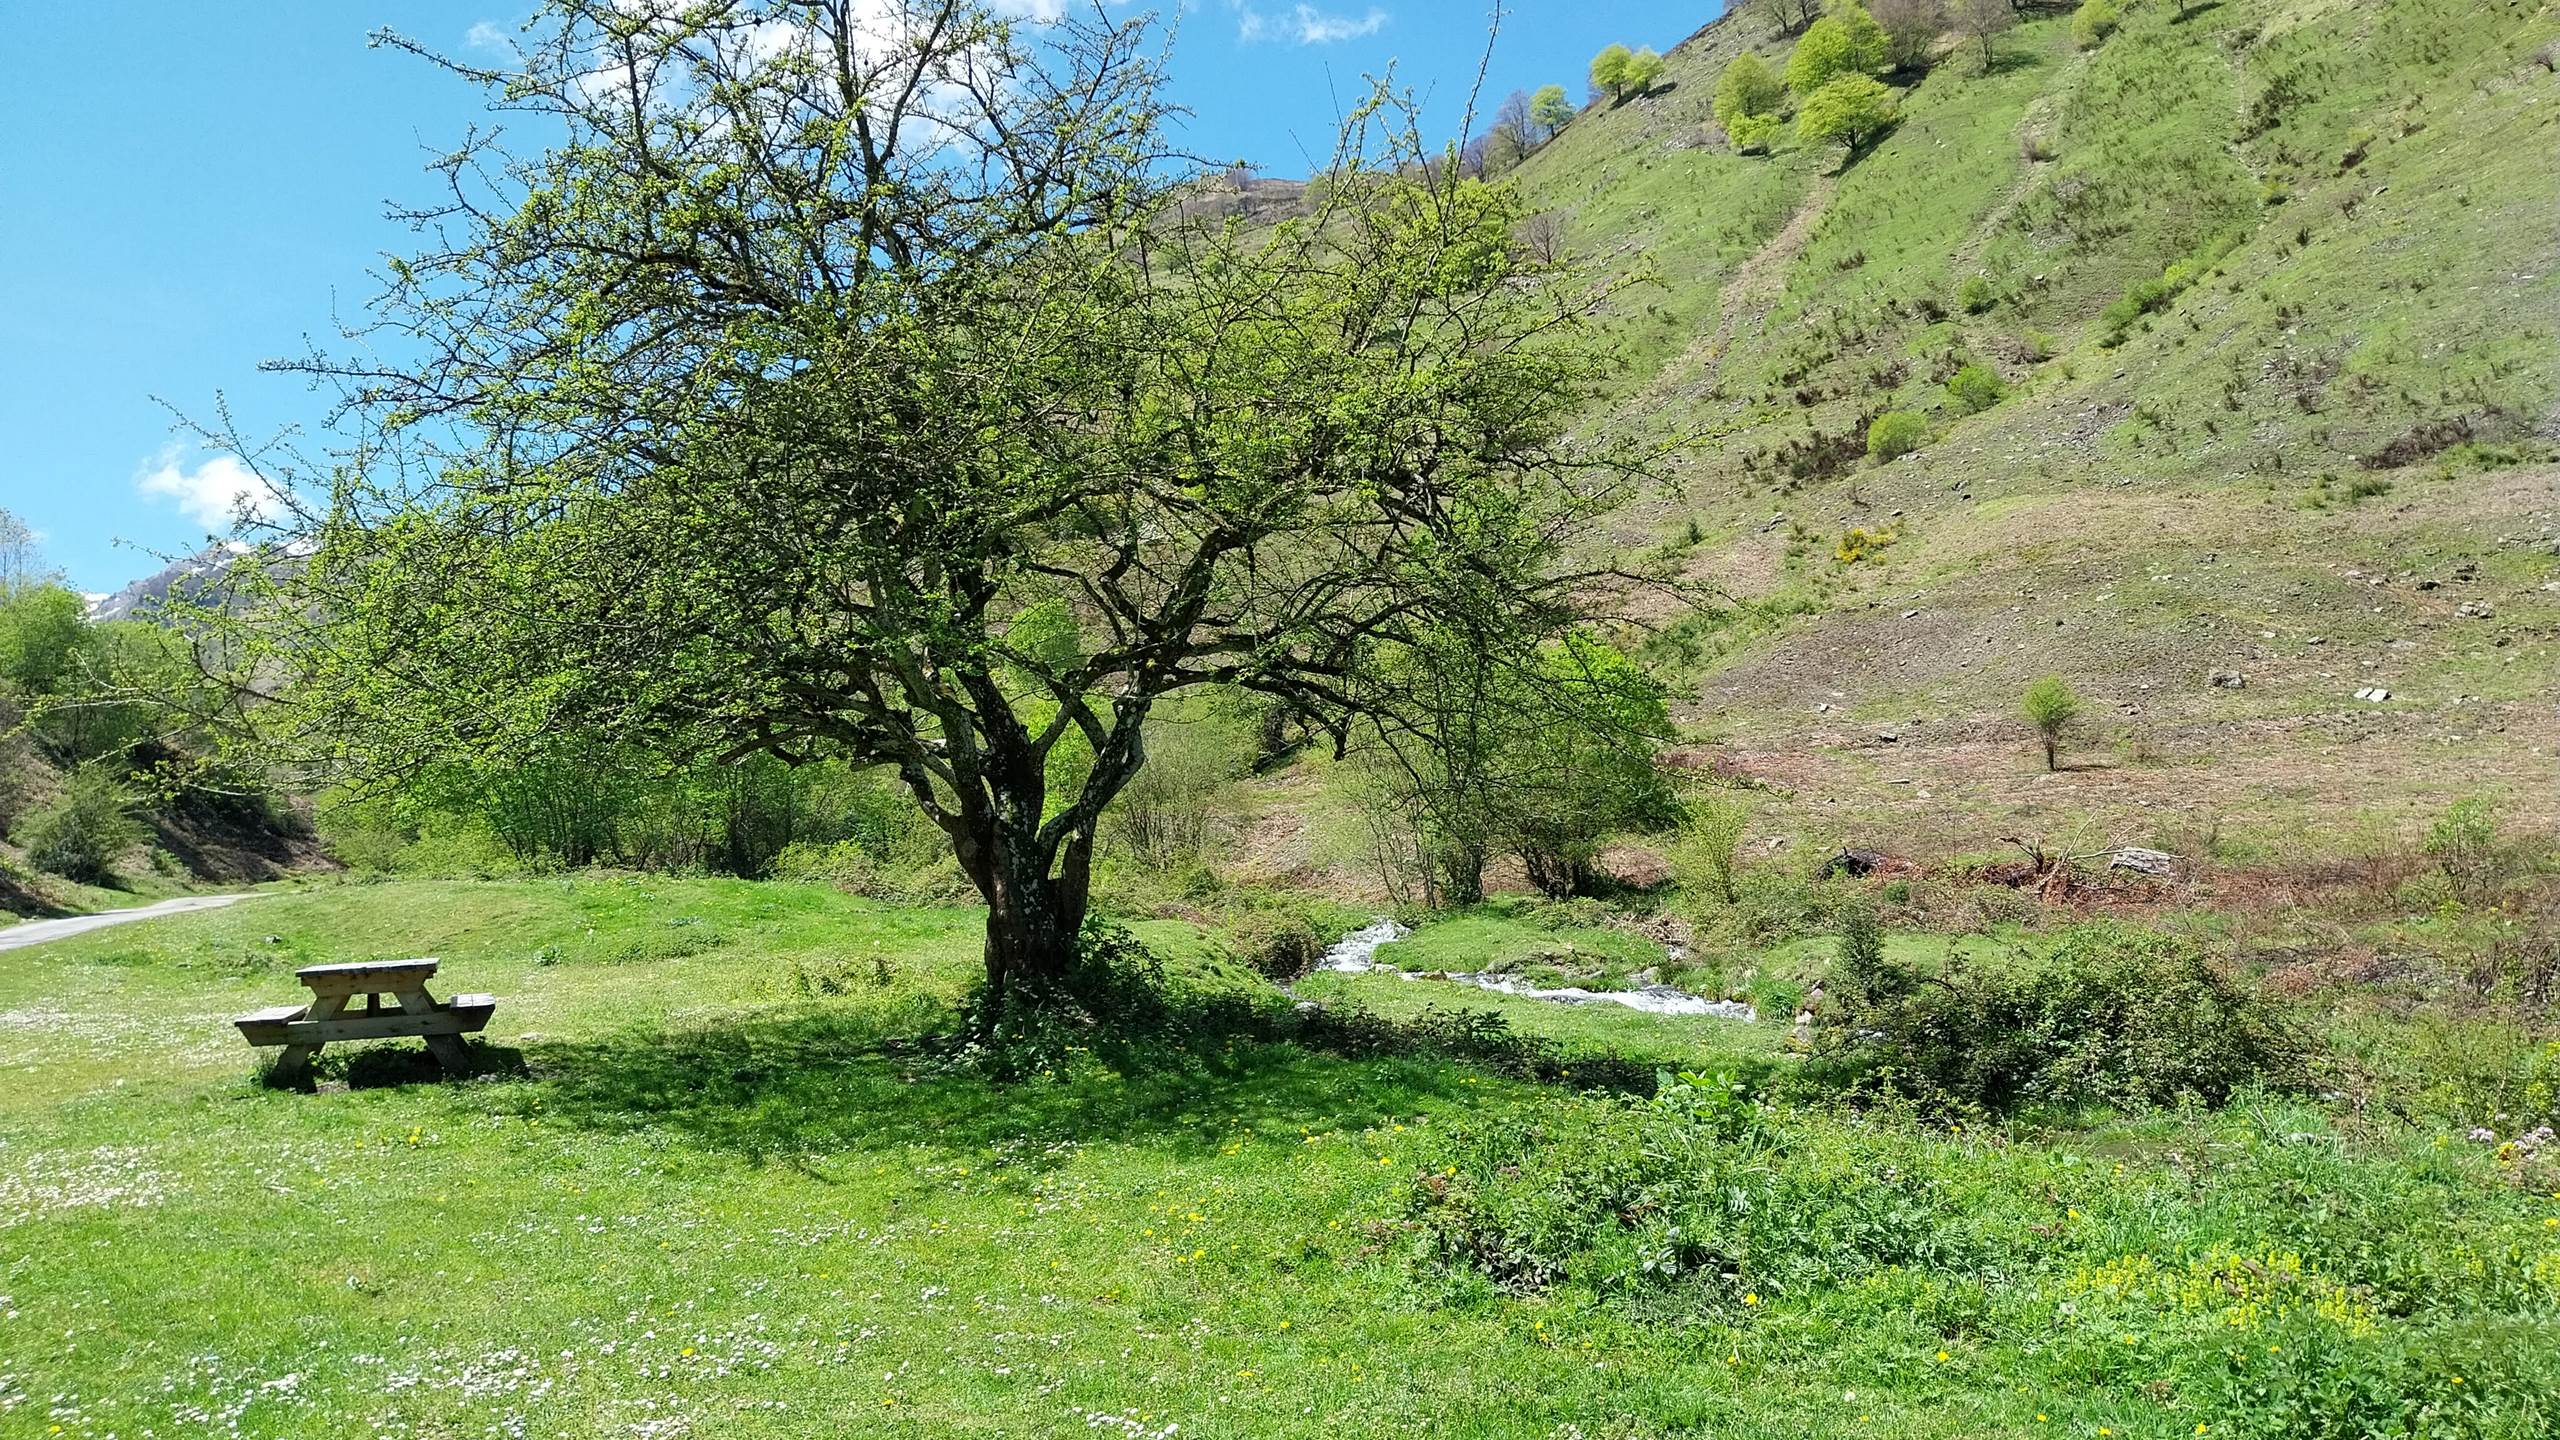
left=0, top=584, right=89, bottom=697
left=1945, top=363, right=2008, bottom=413
left=2070, top=0, right=2120, bottom=49
left=2424, top=796, right=2508, bottom=905
left=16, top=766, right=148, bottom=885
left=2098, top=229, right=2246, bottom=346
left=1795, top=74, right=1898, bottom=151
left=1866, top=409, right=1930, bottom=461
left=1817, top=923, right=2310, bottom=1112
left=1956, top=274, right=1996, bottom=314
left=1666, top=791, right=1750, bottom=906
left=1402, top=1079, right=2560, bottom=1428
left=1726, top=112, right=1785, bottom=155
left=1712, top=51, right=1785, bottom=131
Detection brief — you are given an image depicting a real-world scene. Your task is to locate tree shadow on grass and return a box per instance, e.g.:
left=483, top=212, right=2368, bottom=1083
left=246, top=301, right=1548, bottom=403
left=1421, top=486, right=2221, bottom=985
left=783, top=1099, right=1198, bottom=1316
left=509, top=996, right=1664, bottom=1167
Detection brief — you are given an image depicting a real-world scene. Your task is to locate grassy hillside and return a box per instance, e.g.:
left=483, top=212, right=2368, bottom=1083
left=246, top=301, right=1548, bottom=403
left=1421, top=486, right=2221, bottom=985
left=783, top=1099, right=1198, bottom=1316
left=1481, top=0, right=2559, bottom=865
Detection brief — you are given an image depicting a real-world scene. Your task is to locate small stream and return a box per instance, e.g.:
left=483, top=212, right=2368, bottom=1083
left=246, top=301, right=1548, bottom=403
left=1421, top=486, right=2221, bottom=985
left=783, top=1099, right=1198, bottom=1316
left=1312, top=919, right=1757, bottom=1022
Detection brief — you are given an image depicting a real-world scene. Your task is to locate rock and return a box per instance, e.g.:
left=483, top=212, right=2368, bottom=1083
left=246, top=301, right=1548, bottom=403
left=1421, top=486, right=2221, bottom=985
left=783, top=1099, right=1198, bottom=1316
left=1627, top=967, right=1661, bottom=987
left=2355, top=686, right=2393, bottom=702
left=2457, top=601, right=2494, bottom=619
left=2210, top=670, right=2247, bottom=689
left=1820, top=847, right=1893, bottom=879
left=1901, top=608, right=1921, bottom=619
left=2108, top=847, right=2178, bottom=876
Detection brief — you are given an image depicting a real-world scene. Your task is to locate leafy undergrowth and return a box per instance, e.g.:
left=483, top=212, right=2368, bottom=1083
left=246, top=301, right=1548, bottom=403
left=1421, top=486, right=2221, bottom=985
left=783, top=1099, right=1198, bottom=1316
left=1, top=876, right=2555, bottom=1437
left=1406, top=1077, right=2560, bottom=1439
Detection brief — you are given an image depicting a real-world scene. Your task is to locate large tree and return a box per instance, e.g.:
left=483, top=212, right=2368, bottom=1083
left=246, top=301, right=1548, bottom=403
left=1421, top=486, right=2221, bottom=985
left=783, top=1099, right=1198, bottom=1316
left=203, top=0, right=1655, bottom=1007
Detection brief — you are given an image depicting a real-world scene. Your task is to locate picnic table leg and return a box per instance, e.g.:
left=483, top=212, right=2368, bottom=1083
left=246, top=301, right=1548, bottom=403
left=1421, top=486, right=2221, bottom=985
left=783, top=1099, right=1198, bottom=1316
left=393, top=986, right=475, bottom=1076
left=271, top=992, right=345, bottom=1085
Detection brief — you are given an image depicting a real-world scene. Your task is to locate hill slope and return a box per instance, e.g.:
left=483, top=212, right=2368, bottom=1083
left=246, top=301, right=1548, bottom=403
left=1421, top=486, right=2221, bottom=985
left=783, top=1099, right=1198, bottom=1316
left=1501, top=0, right=2560, bottom=860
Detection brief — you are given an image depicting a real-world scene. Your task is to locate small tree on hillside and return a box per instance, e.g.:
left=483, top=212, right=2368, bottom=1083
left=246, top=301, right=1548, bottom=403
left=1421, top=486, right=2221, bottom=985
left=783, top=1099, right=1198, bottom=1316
left=1951, top=0, right=2016, bottom=69
left=1714, top=52, right=1787, bottom=131
left=2021, top=676, right=2081, bottom=772
left=1797, top=73, right=1899, bottom=154
left=1591, top=43, right=1635, bottom=102
left=1488, top=89, right=1535, bottom=167
left=1531, top=84, right=1575, bottom=140
left=200, top=0, right=1666, bottom=1010
left=1622, top=47, right=1668, bottom=98
left=1787, top=15, right=1883, bottom=96
left=1868, top=0, right=1948, bottom=71
left=0, top=584, right=88, bottom=698
left=1766, top=0, right=1825, bottom=35
left=1828, top=2, right=1893, bottom=73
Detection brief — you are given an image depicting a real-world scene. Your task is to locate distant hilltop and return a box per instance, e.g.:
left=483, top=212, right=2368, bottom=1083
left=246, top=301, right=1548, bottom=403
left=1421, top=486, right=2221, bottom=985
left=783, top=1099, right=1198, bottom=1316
left=87, top=540, right=257, bottom=623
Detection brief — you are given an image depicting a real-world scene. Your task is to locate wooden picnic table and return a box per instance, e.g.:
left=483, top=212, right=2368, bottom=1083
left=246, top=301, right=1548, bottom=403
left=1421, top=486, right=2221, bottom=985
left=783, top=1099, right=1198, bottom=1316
left=234, top=958, right=495, bottom=1084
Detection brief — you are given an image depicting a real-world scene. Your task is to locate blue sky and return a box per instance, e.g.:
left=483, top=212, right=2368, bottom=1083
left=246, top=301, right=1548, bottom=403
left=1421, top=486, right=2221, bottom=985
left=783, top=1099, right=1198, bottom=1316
left=0, top=0, right=1717, bottom=594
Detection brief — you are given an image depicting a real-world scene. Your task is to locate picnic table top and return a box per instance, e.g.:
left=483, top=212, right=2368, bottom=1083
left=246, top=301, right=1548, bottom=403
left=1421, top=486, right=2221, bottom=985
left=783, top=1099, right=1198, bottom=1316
left=294, top=958, right=439, bottom=983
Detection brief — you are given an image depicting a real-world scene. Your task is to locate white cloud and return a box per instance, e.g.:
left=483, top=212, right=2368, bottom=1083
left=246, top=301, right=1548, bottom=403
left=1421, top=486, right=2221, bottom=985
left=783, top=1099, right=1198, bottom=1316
left=1288, top=4, right=1386, bottom=42
left=1229, top=2, right=1386, bottom=45
left=135, top=449, right=284, bottom=533
left=465, top=19, right=511, bottom=53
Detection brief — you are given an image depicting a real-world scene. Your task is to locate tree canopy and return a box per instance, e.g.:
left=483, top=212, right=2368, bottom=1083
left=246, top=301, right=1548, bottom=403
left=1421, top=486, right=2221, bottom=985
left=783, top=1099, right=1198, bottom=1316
left=1713, top=52, right=1787, bottom=132
left=1797, top=73, right=1900, bottom=152
left=1530, top=84, right=1575, bottom=139
left=1786, top=10, right=1888, bottom=97
left=201, top=0, right=1662, bottom=1009
left=1590, top=44, right=1663, bottom=104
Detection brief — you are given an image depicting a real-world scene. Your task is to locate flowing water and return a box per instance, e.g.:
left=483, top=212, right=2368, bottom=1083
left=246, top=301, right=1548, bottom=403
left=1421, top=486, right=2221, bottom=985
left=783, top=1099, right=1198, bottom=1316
left=1313, top=919, right=1757, bottom=1021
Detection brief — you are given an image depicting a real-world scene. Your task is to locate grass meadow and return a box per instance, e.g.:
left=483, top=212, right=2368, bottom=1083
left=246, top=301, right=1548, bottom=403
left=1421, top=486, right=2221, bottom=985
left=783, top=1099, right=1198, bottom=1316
left=3, top=875, right=2555, bottom=1438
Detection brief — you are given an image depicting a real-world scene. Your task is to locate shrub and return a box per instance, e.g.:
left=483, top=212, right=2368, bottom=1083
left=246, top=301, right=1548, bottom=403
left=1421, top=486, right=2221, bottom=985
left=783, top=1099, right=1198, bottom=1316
left=1727, top=113, right=1786, bottom=154
left=2021, top=675, right=2080, bottom=771
left=1667, top=791, right=1750, bottom=905
left=1713, top=52, right=1786, bottom=131
left=1945, top=363, right=2008, bottom=412
left=1866, top=409, right=1930, bottom=461
left=1818, top=924, right=2310, bottom=1111
left=2425, top=797, right=2507, bottom=905
left=0, top=584, right=90, bottom=697
left=1795, top=74, right=1898, bottom=152
left=1836, top=898, right=1886, bottom=998
left=2071, top=0, right=2120, bottom=49
left=16, top=765, right=147, bottom=884
left=1785, top=17, right=1865, bottom=96
left=1956, top=274, right=1996, bottom=314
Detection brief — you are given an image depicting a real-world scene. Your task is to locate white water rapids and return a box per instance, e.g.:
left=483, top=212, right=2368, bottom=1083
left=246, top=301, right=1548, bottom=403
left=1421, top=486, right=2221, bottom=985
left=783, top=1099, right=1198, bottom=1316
left=1313, top=919, right=1757, bottom=1021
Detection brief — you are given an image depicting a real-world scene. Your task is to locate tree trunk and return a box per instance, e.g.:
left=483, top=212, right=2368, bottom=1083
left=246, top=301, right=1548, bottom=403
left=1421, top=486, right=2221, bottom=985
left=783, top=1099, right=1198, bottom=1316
left=969, top=824, right=1094, bottom=1013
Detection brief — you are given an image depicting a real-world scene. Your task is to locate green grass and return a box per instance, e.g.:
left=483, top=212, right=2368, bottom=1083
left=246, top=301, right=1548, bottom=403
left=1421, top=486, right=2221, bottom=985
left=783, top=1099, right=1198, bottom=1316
left=5, top=876, right=2558, bottom=1437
